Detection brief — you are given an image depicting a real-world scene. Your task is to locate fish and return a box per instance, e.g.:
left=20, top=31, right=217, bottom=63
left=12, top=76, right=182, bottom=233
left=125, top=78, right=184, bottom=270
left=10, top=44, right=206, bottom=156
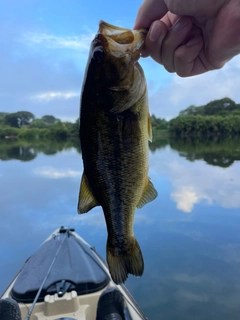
left=78, top=20, right=158, bottom=284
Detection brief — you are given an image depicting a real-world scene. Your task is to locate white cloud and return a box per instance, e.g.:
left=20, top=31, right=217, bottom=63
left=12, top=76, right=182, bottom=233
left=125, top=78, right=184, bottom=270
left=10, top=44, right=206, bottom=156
left=150, top=151, right=240, bottom=213
left=169, top=161, right=240, bottom=211
left=148, top=55, right=240, bottom=119
left=21, top=32, right=94, bottom=51
left=171, top=186, right=210, bottom=213
left=30, top=91, right=79, bottom=102
left=34, top=166, right=81, bottom=179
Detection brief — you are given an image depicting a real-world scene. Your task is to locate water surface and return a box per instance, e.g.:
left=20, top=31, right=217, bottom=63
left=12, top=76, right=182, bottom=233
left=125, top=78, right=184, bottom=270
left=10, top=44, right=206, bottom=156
left=1, top=136, right=240, bottom=320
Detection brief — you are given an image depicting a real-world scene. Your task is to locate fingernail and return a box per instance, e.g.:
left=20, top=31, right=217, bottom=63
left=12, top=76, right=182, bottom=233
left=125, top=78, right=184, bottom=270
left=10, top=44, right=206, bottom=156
left=149, top=21, right=162, bottom=42
left=171, top=17, right=189, bottom=32
left=186, top=35, right=202, bottom=47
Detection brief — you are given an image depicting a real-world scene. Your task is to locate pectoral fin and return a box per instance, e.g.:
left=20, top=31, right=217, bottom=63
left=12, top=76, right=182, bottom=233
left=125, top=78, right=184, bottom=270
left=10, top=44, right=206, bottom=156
left=148, top=113, right=152, bottom=142
left=137, top=178, right=158, bottom=209
left=78, top=172, right=99, bottom=214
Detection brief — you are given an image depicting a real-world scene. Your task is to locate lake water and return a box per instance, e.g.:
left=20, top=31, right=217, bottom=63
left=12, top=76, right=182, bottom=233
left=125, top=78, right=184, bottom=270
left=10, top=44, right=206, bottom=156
left=1, top=136, right=240, bottom=320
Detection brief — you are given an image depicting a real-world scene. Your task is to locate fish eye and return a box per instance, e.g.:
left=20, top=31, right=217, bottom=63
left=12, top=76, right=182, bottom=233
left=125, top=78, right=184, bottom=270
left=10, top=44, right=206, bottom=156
left=92, top=47, right=104, bottom=63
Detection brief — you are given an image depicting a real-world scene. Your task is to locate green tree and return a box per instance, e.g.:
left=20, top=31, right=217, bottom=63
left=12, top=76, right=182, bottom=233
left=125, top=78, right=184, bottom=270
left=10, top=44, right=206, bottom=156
left=0, top=112, right=8, bottom=125
left=179, top=105, right=198, bottom=115
left=30, top=119, right=47, bottom=128
left=4, top=113, right=20, bottom=127
left=41, top=115, right=60, bottom=125
left=178, top=98, right=239, bottom=118
left=204, top=97, right=236, bottom=115
left=151, top=114, right=169, bottom=131
left=4, top=111, right=35, bottom=127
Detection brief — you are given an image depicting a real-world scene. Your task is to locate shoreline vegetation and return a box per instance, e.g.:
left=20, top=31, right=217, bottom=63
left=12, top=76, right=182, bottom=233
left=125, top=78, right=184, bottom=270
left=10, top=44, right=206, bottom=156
left=1, top=97, right=240, bottom=140
left=0, top=113, right=79, bottom=140
left=1, top=135, right=239, bottom=169
left=169, top=97, right=240, bottom=137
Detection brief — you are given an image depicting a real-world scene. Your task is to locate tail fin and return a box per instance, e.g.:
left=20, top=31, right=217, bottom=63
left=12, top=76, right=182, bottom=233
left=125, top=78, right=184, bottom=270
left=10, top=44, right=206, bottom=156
left=107, top=238, right=144, bottom=284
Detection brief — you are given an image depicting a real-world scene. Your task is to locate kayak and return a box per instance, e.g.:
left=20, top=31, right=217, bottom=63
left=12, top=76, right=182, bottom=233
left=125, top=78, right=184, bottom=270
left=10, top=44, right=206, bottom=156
left=0, top=226, right=147, bottom=320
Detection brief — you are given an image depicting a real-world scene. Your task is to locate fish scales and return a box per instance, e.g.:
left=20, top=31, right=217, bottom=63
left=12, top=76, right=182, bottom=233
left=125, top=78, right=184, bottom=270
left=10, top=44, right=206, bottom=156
left=78, top=21, right=158, bottom=284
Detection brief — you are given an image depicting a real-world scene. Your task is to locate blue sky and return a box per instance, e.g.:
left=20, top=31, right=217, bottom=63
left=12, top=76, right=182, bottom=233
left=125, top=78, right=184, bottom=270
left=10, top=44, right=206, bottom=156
left=1, top=0, right=240, bottom=122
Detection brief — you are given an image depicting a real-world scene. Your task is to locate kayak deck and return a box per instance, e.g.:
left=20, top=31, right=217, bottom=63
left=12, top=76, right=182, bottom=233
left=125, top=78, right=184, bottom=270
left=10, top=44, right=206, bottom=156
left=11, top=228, right=109, bottom=303
left=1, top=227, right=147, bottom=320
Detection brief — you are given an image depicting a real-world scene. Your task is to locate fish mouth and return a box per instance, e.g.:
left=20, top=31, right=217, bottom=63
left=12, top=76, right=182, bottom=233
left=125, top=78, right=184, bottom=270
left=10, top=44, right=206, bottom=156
left=96, top=20, right=147, bottom=58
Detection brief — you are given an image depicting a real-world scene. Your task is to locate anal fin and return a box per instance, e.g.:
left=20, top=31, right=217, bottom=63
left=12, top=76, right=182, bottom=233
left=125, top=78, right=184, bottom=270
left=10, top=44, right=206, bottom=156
left=137, top=178, right=158, bottom=209
left=78, top=172, right=99, bottom=214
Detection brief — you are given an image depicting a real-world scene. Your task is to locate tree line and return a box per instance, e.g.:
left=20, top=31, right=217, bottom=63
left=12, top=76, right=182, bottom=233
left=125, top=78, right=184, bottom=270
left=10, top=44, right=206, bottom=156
left=0, top=111, right=168, bottom=140
left=1, top=97, right=240, bottom=139
left=169, top=97, right=240, bottom=136
left=152, top=97, right=240, bottom=136
left=0, top=111, right=79, bottom=140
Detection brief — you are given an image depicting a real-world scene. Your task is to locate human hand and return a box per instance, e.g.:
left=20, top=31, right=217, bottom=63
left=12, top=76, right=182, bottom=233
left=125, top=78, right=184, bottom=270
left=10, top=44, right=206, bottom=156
left=134, top=0, right=240, bottom=77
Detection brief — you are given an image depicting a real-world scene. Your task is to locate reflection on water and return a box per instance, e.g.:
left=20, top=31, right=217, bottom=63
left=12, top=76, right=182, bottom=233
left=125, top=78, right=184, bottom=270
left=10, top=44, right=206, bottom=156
left=169, top=136, right=240, bottom=168
left=0, top=138, right=81, bottom=161
left=0, top=143, right=37, bottom=162
left=148, top=135, right=169, bottom=152
left=2, top=136, right=240, bottom=168
left=1, top=136, right=240, bottom=320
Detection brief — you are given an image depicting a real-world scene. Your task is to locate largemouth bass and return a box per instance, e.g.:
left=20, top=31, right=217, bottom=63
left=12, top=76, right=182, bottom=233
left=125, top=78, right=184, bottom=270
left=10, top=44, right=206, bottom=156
left=78, top=21, right=158, bottom=284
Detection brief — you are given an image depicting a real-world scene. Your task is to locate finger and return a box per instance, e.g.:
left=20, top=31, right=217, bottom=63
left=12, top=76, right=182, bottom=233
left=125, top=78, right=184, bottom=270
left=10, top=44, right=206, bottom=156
left=141, top=12, right=180, bottom=59
left=174, top=35, right=207, bottom=76
left=161, top=12, right=180, bottom=28
left=134, top=0, right=168, bottom=29
left=141, top=20, right=168, bottom=61
left=161, top=16, right=192, bottom=72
